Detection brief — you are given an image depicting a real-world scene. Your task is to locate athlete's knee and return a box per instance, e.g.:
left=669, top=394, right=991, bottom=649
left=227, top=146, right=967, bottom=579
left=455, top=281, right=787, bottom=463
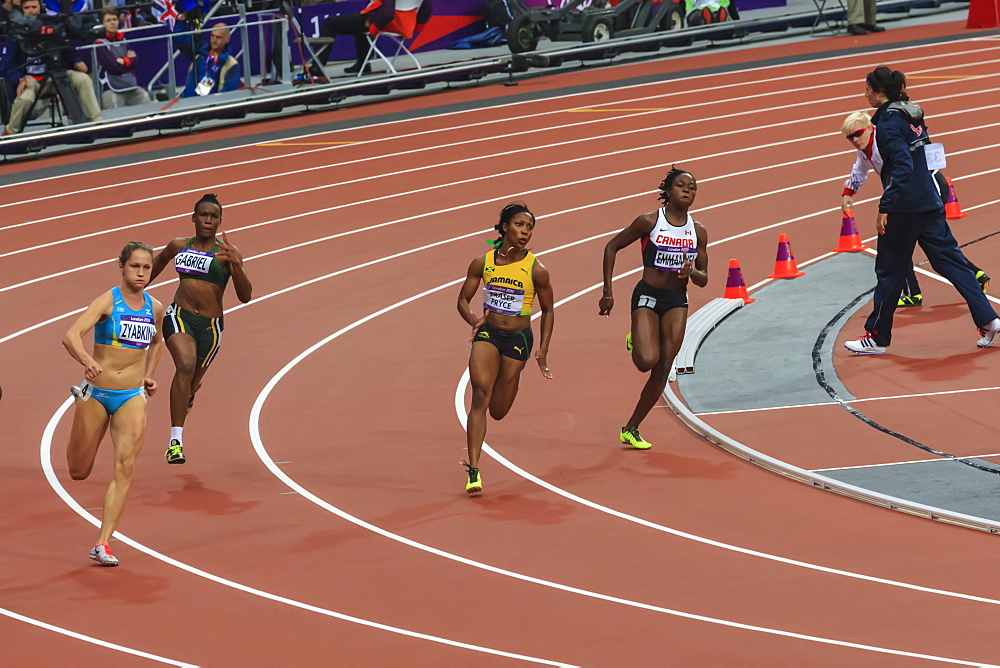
left=68, top=465, right=92, bottom=481
left=632, top=349, right=658, bottom=373
left=489, top=403, right=512, bottom=421
left=470, top=384, right=491, bottom=411
left=173, top=356, right=198, bottom=377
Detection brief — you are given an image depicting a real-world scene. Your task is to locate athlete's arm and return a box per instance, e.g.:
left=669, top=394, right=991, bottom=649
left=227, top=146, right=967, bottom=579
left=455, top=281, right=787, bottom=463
left=150, top=238, right=185, bottom=282
left=599, top=212, right=654, bottom=316
left=533, top=260, right=554, bottom=379
left=679, top=220, right=709, bottom=288
left=62, top=291, right=113, bottom=381
left=457, top=255, right=487, bottom=329
left=218, top=232, right=252, bottom=303
left=144, top=298, right=166, bottom=396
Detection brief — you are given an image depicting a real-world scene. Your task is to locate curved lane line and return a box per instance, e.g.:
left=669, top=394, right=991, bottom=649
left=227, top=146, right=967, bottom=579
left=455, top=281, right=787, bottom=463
left=242, top=273, right=997, bottom=664
left=38, top=401, right=574, bottom=667
left=0, top=606, right=197, bottom=667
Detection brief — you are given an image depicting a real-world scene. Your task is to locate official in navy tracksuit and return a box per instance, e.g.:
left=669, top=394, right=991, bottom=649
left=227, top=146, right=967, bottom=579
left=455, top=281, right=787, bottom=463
left=845, top=66, right=999, bottom=354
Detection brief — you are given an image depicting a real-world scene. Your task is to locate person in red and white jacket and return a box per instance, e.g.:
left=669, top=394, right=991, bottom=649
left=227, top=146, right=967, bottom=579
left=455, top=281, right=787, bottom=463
left=311, top=0, right=432, bottom=76
left=95, top=8, right=150, bottom=108
left=839, top=110, right=988, bottom=308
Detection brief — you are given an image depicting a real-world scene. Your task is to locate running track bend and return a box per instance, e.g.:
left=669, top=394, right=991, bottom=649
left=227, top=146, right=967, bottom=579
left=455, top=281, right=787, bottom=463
left=3, top=20, right=1000, bottom=665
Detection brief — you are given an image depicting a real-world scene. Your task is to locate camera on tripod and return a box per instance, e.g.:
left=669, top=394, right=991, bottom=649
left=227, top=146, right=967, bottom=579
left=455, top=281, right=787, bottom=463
left=7, top=9, right=104, bottom=124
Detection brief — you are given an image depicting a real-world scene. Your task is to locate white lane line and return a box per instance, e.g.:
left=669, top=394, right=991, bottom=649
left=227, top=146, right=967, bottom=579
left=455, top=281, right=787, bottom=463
left=0, top=606, right=197, bottom=667
left=814, top=453, right=1000, bottom=472
left=10, top=56, right=1000, bottom=231
left=4, top=122, right=1000, bottom=298
left=695, top=386, right=1000, bottom=416
left=6, top=78, right=1000, bottom=249
left=2, top=38, right=995, bottom=199
left=241, top=271, right=998, bottom=665
left=38, top=402, right=573, bottom=667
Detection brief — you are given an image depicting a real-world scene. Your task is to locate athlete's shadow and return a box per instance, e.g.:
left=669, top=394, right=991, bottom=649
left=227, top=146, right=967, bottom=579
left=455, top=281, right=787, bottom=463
left=149, top=474, right=259, bottom=515
left=893, top=350, right=993, bottom=382
left=66, top=564, right=170, bottom=604
left=632, top=451, right=741, bottom=480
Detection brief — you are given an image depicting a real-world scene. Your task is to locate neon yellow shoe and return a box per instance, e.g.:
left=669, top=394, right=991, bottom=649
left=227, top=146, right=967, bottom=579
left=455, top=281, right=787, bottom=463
left=626, top=331, right=633, bottom=353
left=620, top=426, right=651, bottom=450
left=463, top=462, right=483, bottom=495
left=977, top=271, right=991, bottom=293
left=165, top=439, right=186, bottom=464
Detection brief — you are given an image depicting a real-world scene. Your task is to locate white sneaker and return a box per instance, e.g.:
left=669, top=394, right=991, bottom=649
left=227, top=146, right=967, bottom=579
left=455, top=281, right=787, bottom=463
left=89, top=542, right=118, bottom=567
left=977, top=318, right=1000, bottom=348
left=845, top=335, right=887, bottom=354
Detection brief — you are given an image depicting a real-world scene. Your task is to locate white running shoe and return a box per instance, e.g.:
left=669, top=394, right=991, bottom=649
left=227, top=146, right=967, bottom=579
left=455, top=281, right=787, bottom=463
left=89, top=542, right=119, bottom=567
left=977, top=318, right=1000, bottom=348
left=844, top=335, right=887, bottom=354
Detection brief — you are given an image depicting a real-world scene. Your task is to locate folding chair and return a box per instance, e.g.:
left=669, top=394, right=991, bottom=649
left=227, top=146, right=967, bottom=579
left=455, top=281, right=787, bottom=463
left=358, top=0, right=425, bottom=76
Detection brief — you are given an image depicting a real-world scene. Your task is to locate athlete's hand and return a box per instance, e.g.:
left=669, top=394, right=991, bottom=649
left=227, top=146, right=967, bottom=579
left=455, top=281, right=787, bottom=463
left=216, top=231, right=241, bottom=267
left=841, top=195, right=854, bottom=213
left=469, top=312, right=488, bottom=342
left=144, top=377, right=158, bottom=397
left=535, top=350, right=553, bottom=379
left=83, top=358, right=102, bottom=381
left=875, top=212, right=888, bottom=235
left=598, top=292, right=614, bottom=317
left=678, top=257, right=694, bottom=280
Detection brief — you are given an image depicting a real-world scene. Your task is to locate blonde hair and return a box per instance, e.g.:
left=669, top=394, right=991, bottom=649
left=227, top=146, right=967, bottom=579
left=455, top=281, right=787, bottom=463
left=841, top=111, right=873, bottom=135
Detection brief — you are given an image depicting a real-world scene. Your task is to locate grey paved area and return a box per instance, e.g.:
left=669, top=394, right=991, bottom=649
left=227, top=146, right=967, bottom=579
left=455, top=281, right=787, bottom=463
left=676, top=252, right=1000, bottom=523
left=677, top=252, right=874, bottom=413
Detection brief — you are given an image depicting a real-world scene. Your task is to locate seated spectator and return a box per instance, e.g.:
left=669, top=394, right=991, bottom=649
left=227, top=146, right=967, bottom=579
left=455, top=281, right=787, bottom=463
left=1, top=0, right=101, bottom=135
left=311, top=0, right=432, bottom=77
left=95, top=7, right=149, bottom=108
left=172, top=19, right=241, bottom=98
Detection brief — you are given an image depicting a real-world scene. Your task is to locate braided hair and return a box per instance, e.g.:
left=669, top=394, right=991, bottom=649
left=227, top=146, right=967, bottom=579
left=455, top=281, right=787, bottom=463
left=194, top=193, right=223, bottom=214
left=118, top=240, right=153, bottom=265
left=489, top=202, right=535, bottom=249
left=866, top=66, right=908, bottom=102
left=658, top=165, right=694, bottom=203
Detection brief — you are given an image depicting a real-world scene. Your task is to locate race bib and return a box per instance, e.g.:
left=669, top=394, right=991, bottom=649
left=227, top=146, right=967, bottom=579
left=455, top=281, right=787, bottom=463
left=118, top=314, right=155, bottom=348
left=924, top=142, right=946, bottom=171
left=654, top=247, right=696, bottom=272
left=175, top=248, right=214, bottom=275
left=483, top=283, right=525, bottom=316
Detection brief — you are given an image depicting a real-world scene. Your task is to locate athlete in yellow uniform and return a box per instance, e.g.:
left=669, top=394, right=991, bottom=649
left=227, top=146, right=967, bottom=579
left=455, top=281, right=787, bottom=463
left=456, top=203, right=555, bottom=494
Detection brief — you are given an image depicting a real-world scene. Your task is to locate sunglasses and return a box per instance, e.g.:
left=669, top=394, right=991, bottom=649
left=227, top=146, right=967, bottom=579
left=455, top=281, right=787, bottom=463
left=845, top=129, right=867, bottom=140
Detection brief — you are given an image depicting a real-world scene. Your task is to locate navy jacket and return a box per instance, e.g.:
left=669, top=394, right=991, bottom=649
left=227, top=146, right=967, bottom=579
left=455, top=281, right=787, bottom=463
left=872, top=100, right=944, bottom=214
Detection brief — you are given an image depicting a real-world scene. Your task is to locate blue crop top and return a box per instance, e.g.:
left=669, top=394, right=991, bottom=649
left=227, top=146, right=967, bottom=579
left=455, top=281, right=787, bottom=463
left=94, top=287, right=156, bottom=349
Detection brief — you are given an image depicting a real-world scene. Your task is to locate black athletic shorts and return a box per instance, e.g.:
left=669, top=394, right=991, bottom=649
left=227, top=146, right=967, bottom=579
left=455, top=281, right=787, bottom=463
left=630, top=280, right=688, bottom=315
left=473, top=321, right=533, bottom=361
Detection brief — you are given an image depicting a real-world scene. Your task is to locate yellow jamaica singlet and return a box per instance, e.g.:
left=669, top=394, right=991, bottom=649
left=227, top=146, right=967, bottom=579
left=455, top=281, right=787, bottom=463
left=482, top=249, right=536, bottom=316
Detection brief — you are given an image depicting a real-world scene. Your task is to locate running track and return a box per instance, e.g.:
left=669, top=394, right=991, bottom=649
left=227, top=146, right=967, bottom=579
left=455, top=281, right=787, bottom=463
left=3, top=21, right=1000, bottom=666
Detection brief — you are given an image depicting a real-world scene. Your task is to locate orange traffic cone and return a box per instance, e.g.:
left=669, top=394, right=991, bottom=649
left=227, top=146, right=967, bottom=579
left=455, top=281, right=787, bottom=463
left=944, top=177, right=967, bottom=219
left=832, top=209, right=869, bottom=252
left=723, top=259, right=755, bottom=304
left=768, top=234, right=804, bottom=278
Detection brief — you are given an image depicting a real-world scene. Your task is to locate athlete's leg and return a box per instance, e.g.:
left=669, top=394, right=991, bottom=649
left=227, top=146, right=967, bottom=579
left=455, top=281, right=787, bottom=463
left=625, top=308, right=687, bottom=429
left=97, top=395, right=146, bottom=544
left=166, top=333, right=198, bottom=428
left=466, top=342, right=501, bottom=469
left=630, top=307, right=660, bottom=372
left=66, top=397, right=110, bottom=480
left=488, top=355, right=529, bottom=421
left=188, top=365, right=209, bottom=412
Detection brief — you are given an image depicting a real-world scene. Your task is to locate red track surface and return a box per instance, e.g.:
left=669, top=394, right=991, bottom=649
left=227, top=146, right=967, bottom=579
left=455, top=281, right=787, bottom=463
left=4, top=20, right=1000, bottom=666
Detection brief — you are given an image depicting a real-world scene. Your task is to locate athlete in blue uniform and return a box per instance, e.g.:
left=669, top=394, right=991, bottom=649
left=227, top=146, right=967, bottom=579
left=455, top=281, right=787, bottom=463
left=63, top=241, right=165, bottom=566
left=600, top=167, right=708, bottom=449
left=151, top=194, right=252, bottom=464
